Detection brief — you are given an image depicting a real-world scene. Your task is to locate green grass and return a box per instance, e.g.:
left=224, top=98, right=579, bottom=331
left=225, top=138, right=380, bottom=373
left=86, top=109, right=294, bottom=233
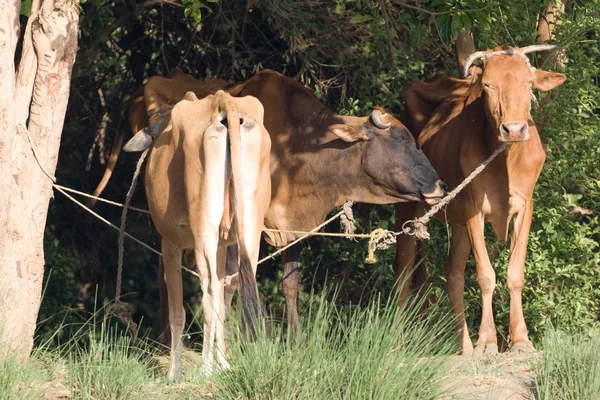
left=535, top=327, right=600, bottom=400
left=213, top=288, right=457, bottom=399
left=1, top=287, right=460, bottom=399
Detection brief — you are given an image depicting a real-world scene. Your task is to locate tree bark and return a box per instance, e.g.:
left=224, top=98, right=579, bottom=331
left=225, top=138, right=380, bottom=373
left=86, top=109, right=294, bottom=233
left=455, top=28, right=476, bottom=78
left=0, top=0, right=79, bottom=360
left=537, top=0, right=566, bottom=69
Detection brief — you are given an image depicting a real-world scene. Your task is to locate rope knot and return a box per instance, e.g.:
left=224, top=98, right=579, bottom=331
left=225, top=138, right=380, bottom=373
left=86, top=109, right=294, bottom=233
left=365, top=228, right=397, bottom=264
left=340, top=200, right=357, bottom=237
left=106, top=300, right=138, bottom=339
left=402, top=219, right=430, bottom=240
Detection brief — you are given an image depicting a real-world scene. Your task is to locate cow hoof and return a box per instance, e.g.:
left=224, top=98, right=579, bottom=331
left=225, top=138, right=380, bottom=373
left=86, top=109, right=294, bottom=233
left=473, top=342, right=498, bottom=358
left=510, top=341, right=536, bottom=354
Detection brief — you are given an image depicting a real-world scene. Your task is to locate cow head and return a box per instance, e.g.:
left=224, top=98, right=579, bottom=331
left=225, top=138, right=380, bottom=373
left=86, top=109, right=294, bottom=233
left=464, top=45, right=566, bottom=143
left=329, top=108, right=447, bottom=205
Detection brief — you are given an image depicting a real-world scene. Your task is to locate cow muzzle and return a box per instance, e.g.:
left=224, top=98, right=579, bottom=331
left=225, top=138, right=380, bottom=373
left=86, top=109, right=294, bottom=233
left=499, top=121, right=529, bottom=143
left=421, top=179, right=448, bottom=205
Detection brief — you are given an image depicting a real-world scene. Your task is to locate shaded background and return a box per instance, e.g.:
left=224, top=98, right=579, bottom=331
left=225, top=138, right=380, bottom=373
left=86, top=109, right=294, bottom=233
left=35, top=0, right=600, bottom=349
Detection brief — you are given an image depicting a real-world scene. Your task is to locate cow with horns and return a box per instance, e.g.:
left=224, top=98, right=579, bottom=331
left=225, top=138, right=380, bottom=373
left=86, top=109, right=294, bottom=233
left=395, top=44, right=566, bottom=356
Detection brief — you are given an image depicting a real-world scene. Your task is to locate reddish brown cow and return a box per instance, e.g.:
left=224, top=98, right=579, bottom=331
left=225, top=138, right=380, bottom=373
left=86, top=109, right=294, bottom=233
left=395, top=45, right=566, bottom=356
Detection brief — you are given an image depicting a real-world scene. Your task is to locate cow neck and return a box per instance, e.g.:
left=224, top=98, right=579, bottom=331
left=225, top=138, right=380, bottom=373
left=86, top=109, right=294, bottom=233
left=283, top=114, right=367, bottom=231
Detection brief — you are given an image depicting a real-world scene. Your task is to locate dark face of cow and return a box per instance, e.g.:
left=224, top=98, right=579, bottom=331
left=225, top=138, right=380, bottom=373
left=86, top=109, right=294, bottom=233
left=332, top=110, right=447, bottom=204
left=479, top=53, right=566, bottom=143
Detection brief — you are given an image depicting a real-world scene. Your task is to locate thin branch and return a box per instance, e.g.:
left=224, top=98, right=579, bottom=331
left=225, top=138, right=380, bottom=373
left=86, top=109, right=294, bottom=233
left=393, top=1, right=490, bottom=16
left=78, top=0, right=182, bottom=70
left=379, top=0, right=396, bottom=67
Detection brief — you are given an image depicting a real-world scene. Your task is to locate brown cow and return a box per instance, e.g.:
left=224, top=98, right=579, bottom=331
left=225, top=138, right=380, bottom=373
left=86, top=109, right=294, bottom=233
left=124, top=90, right=271, bottom=380
left=394, top=45, right=566, bottom=356
left=93, top=68, right=447, bottom=340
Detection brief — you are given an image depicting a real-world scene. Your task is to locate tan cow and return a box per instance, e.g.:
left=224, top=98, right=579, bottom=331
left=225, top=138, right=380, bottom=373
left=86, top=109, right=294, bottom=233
left=124, top=90, right=271, bottom=380
left=394, top=45, right=566, bottom=356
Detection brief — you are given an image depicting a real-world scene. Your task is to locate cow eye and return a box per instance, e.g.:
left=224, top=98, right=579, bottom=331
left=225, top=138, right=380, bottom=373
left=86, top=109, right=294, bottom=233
left=482, top=82, right=492, bottom=91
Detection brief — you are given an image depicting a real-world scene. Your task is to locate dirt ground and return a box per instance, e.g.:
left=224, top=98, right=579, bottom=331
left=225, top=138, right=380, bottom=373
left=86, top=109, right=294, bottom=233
left=42, top=350, right=538, bottom=399
left=442, top=352, right=538, bottom=399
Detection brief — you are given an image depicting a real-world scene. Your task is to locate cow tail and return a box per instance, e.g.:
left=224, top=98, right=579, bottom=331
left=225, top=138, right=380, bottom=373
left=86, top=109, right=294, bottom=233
left=220, top=91, right=261, bottom=338
left=90, top=84, right=145, bottom=206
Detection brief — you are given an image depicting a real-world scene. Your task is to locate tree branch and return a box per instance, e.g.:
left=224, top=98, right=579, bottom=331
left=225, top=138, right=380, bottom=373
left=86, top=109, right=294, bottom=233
left=393, top=1, right=490, bottom=16
left=77, top=0, right=183, bottom=73
left=14, top=0, right=43, bottom=126
left=379, top=0, right=396, bottom=67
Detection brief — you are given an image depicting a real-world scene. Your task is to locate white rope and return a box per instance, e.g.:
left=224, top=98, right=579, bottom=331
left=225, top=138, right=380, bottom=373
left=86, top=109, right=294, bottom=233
left=23, top=117, right=507, bottom=270
left=53, top=184, right=151, bottom=214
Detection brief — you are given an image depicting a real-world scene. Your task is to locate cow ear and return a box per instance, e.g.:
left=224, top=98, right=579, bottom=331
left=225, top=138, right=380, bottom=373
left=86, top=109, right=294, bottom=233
left=534, top=70, right=566, bottom=92
left=327, top=124, right=369, bottom=143
left=123, top=129, right=153, bottom=152
left=183, top=91, right=198, bottom=101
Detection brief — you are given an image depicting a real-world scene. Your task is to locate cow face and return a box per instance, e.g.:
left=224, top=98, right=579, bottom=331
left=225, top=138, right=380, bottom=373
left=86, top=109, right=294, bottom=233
left=334, top=110, right=447, bottom=205
left=480, top=53, right=566, bottom=143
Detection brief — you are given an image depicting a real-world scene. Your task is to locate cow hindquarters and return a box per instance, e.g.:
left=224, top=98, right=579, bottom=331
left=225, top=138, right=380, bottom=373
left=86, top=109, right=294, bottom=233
left=161, top=238, right=185, bottom=381
left=466, top=213, right=499, bottom=357
left=507, top=198, right=535, bottom=353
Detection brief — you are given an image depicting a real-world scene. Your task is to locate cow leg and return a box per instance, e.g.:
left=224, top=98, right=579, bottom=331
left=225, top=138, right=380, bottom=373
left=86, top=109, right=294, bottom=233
left=281, top=245, right=301, bottom=335
left=446, top=224, right=473, bottom=355
left=215, top=246, right=230, bottom=370
left=157, top=257, right=171, bottom=349
left=224, top=244, right=240, bottom=321
left=194, top=238, right=221, bottom=376
left=466, top=214, right=498, bottom=357
left=507, top=198, right=535, bottom=353
left=162, top=238, right=184, bottom=382
left=394, top=202, right=419, bottom=308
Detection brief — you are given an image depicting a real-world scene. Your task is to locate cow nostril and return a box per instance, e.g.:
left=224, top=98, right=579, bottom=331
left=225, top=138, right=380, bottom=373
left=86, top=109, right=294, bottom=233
left=438, top=180, right=448, bottom=193
left=500, top=123, right=510, bottom=136
left=519, top=124, right=528, bottom=136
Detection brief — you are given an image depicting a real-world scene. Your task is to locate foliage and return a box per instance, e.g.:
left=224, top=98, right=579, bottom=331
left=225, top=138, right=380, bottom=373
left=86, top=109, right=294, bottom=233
left=31, top=0, right=600, bottom=357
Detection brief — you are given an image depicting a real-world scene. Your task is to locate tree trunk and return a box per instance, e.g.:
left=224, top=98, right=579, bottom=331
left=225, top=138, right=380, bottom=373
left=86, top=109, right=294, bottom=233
left=537, top=0, right=566, bottom=69
left=455, top=28, right=476, bottom=78
left=0, top=0, right=79, bottom=360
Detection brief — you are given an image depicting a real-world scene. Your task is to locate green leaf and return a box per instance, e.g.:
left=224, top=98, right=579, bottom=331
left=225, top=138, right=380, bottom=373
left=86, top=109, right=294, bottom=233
left=20, top=0, right=32, bottom=16
left=350, top=15, right=373, bottom=24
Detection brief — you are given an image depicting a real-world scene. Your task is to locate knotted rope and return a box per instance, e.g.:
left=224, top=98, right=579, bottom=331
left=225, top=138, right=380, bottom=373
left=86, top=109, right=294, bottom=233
left=257, top=200, right=357, bottom=265
left=106, top=148, right=150, bottom=339
left=362, top=142, right=508, bottom=263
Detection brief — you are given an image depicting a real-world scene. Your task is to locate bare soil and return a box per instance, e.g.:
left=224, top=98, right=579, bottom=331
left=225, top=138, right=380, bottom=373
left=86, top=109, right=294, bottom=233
left=441, top=352, right=538, bottom=399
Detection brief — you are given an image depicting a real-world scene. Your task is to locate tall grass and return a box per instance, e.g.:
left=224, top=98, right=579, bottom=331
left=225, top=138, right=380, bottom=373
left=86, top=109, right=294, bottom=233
left=535, top=327, right=600, bottom=400
left=1, top=287, right=457, bottom=399
left=214, top=288, right=457, bottom=399
left=65, top=328, right=157, bottom=400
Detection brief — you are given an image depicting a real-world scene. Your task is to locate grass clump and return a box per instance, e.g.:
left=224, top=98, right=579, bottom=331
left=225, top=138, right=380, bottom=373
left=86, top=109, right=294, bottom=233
left=214, top=289, right=457, bottom=400
left=65, top=327, right=157, bottom=400
left=0, top=351, right=54, bottom=400
left=535, top=327, right=600, bottom=400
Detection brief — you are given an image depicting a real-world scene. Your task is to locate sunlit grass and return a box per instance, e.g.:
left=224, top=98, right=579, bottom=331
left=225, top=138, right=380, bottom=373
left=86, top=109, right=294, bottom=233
left=2, top=287, right=458, bottom=399
left=535, top=327, right=600, bottom=400
left=213, top=288, right=457, bottom=399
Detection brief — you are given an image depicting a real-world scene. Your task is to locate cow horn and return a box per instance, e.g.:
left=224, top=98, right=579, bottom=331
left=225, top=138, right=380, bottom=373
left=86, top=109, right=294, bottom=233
left=519, top=44, right=557, bottom=55
left=371, top=109, right=391, bottom=129
left=462, top=50, right=489, bottom=78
